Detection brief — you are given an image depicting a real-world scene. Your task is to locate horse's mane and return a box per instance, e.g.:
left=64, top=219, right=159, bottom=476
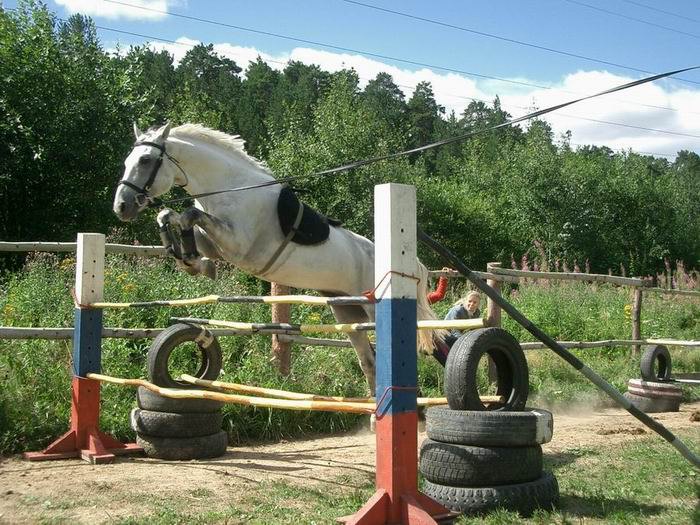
left=169, top=123, right=272, bottom=174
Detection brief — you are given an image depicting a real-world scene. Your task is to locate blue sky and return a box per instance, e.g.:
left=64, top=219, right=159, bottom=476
left=8, top=0, right=700, bottom=157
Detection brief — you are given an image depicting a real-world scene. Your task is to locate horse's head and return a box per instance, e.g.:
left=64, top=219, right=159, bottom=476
left=113, top=122, right=176, bottom=221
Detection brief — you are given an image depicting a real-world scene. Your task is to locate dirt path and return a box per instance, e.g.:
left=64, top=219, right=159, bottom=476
left=1, top=402, right=698, bottom=524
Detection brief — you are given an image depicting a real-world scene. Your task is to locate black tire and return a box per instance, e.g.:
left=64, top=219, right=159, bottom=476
left=419, top=439, right=542, bottom=486
left=136, top=430, right=228, bottom=460
left=136, top=386, right=224, bottom=413
left=426, top=406, right=553, bottom=446
left=623, top=392, right=680, bottom=413
left=445, top=328, right=528, bottom=411
left=147, top=323, right=222, bottom=388
left=423, top=471, right=559, bottom=516
left=130, top=408, right=223, bottom=438
left=640, top=345, right=672, bottom=382
left=627, top=378, right=682, bottom=400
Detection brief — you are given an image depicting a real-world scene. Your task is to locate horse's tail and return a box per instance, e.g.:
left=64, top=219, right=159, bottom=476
left=416, top=262, right=447, bottom=354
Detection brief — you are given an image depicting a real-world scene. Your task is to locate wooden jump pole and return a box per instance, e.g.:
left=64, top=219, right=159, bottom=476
left=24, top=233, right=141, bottom=463
left=339, top=184, right=455, bottom=524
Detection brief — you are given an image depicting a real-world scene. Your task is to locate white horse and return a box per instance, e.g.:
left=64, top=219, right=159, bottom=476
left=113, top=122, right=439, bottom=395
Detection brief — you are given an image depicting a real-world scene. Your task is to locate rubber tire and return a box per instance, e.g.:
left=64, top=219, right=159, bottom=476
left=627, top=378, right=682, bottom=399
left=426, top=406, right=553, bottom=447
left=640, top=345, right=672, bottom=382
left=136, top=430, right=228, bottom=460
left=136, top=386, right=224, bottom=413
left=623, top=392, right=680, bottom=413
left=419, top=439, right=542, bottom=486
left=147, top=323, right=222, bottom=388
left=445, top=328, right=529, bottom=411
left=423, top=471, right=559, bottom=517
left=130, top=408, right=223, bottom=438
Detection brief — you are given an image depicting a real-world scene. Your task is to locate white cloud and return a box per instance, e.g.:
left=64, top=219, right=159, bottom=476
left=137, top=37, right=700, bottom=157
left=56, top=0, right=180, bottom=21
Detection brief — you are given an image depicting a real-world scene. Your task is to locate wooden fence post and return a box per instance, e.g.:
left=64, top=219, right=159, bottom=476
left=632, top=287, right=643, bottom=356
left=486, top=262, right=502, bottom=328
left=271, top=282, right=291, bottom=376
left=485, top=262, right=502, bottom=384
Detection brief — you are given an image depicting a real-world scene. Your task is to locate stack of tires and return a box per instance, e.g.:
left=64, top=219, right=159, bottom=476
left=132, top=323, right=228, bottom=460
left=421, top=328, right=559, bottom=516
left=624, top=344, right=681, bottom=413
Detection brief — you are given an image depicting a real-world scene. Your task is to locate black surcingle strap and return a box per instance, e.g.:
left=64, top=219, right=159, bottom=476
left=276, top=186, right=340, bottom=245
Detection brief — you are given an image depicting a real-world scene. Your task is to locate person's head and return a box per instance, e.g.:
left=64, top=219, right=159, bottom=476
left=462, top=291, right=481, bottom=314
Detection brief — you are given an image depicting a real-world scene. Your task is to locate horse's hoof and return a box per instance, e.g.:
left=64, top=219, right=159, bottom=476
left=201, top=258, right=217, bottom=280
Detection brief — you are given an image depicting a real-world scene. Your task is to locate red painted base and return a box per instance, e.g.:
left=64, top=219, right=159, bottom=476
left=24, top=428, right=143, bottom=464
left=337, top=489, right=458, bottom=525
left=24, top=377, right=143, bottom=464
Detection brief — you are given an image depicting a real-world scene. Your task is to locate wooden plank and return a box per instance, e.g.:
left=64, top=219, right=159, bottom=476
left=0, top=241, right=164, bottom=256
left=277, top=334, right=354, bottom=348
left=520, top=339, right=700, bottom=349
left=429, top=269, right=520, bottom=283
left=645, top=287, right=700, bottom=297
left=489, top=266, right=645, bottom=287
left=0, top=327, right=263, bottom=340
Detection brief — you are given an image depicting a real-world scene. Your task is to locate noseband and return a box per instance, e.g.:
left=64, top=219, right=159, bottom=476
left=118, top=140, right=188, bottom=208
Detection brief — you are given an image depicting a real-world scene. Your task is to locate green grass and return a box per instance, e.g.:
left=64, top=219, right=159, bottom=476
left=1, top=255, right=699, bottom=454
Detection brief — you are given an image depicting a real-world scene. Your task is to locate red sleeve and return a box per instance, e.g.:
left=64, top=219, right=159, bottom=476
left=427, top=276, right=448, bottom=304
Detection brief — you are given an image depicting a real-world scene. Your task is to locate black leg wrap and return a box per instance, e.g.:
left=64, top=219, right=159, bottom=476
left=181, top=227, right=199, bottom=260
left=159, top=224, right=182, bottom=259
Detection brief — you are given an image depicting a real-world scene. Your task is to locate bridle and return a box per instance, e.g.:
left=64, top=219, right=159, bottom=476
left=118, top=140, right=189, bottom=209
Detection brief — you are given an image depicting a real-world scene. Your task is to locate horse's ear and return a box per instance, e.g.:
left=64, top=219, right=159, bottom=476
left=161, top=122, right=171, bottom=140
left=133, top=122, right=142, bottom=139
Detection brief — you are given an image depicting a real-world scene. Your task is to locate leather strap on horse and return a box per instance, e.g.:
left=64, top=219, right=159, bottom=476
left=257, top=201, right=305, bottom=277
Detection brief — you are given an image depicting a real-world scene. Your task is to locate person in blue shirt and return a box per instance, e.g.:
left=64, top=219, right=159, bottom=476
left=443, top=291, right=481, bottom=349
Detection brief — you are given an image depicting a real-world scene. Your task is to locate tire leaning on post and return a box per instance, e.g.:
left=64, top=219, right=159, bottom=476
left=147, top=323, right=223, bottom=389
left=445, top=328, right=529, bottom=411
left=640, top=344, right=672, bottom=382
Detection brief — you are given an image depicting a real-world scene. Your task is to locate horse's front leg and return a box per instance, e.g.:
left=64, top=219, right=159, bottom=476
left=179, top=207, right=236, bottom=279
left=157, top=208, right=217, bottom=279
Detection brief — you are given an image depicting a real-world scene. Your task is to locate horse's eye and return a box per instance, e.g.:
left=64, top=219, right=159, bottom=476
left=138, top=156, right=151, bottom=165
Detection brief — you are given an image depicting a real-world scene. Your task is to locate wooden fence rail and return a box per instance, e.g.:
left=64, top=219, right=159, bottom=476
left=430, top=263, right=699, bottom=356
left=0, top=241, right=165, bottom=256
left=3, top=242, right=698, bottom=362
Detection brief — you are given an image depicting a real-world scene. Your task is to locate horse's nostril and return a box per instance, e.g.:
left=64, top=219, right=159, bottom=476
left=119, top=202, right=126, bottom=213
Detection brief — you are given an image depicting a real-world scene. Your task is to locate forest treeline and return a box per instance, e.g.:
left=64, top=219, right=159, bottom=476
left=1, top=3, right=699, bottom=276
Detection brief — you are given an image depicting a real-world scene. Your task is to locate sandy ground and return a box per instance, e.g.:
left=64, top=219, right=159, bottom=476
left=1, top=402, right=698, bottom=524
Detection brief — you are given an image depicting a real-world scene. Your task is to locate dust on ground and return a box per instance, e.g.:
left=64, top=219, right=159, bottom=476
left=0, top=401, right=698, bottom=524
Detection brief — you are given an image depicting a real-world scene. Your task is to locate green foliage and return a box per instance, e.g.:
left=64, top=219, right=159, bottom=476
left=2, top=258, right=698, bottom=454
left=2, top=2, right=700, bottom=275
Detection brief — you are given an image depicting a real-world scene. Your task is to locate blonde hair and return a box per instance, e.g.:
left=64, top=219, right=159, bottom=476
left=458, top=290, right=481, bottom=307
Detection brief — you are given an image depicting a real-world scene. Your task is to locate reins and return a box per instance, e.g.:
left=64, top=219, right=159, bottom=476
left=134, top=65, right=698, bottom=208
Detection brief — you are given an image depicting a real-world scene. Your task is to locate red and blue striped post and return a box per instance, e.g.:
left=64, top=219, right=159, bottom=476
left=339, top=184, right=454, bottom=524
left=25, top=233, right=141, bottom=463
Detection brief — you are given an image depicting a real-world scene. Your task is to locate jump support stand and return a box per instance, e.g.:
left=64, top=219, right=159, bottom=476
left=338, top=185, right=457, bottom=524
left=24, top=233, right=142, bottom=464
